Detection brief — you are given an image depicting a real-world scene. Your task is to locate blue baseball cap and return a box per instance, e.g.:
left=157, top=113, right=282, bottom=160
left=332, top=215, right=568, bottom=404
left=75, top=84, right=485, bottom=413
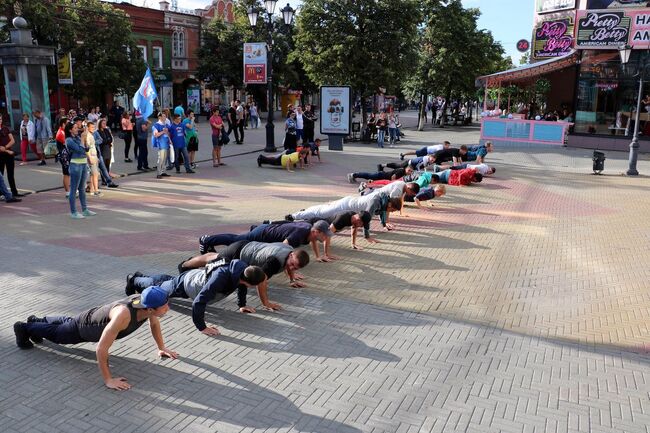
left=133, top=286, right=168, bottom=309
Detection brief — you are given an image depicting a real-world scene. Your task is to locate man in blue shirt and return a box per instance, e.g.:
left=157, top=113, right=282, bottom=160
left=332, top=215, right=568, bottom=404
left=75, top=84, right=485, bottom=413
left=152, top=112, right=171, bottom=179
left=170, top=114, right=194, bottom=174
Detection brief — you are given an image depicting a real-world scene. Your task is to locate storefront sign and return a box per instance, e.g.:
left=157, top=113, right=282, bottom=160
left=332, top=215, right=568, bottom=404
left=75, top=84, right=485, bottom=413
left=630, top=10, right=650, bottom=46
left=243, top=42, right=267, bottom=84
left=587, top=0, right=649, bottom=9
left=576, top=11, right=631, bottom=48
left=596, top=81, right=619, bottom=90
left=517, top=39, right=530, bottom=53
left=533, top=17, right=575, bottom=59
left=536, top=0, right=576, bottom=14
left=320, top=86, right=351, bottom=135
left=57, top=52, right=73, bottom=85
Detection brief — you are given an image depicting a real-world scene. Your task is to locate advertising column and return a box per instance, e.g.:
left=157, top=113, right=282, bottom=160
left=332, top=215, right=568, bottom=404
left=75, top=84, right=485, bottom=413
left=320, top=86, right=351, bottom=151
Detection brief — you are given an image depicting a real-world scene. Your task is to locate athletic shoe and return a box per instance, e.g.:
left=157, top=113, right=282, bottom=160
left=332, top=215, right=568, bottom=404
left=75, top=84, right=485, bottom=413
left=27, top=315, right=46, bottom=323
left=347, top=173, right=355, bottom=183
left=124, top=158, right=133, bottom=163
left=186, top=169, right=195, bottom=174
left=82, top=209, right=96, bottom=217
left=177, top=257, right=194, bottom=274
left=5, top=197, right=21, bottom=203
left=108, top=183, right=119, bottom=188
left=191, top=163, right=197, bottom=169
left=284, top=214, right=294, bottom=221
left=93, top=192, right=103, bottom=197
left=13, top=322, right=33, bottom=349
left=257, top=155, right=263, bottom=167
left=38, top=160, right=46, bottom=166
left=65, top=192, right=70, bottom=198
left=199, top=235, right=208, bottom=255
left=399, top=153, right=405, bottom=160
left=377, top=164, right=383, bottom=172
left=358, top=182, right=367, bottom=193
left=156, top=175, right=163, bottom=179
left=176, top=169, right=181, bottom=174
left=166, top=166, right=173, bottom=171
left=125, top=271, right=143, bottom=296
left=70, top=212, right=85, bottom=219
left=161, top=173, right=171, bottom=177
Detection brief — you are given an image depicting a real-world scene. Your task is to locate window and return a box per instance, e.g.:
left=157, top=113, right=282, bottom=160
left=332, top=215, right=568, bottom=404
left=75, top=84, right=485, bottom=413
left=173, top=31, right=185, bottom=58
left=136, top=45, right=147, bottom=63
left=574, top=50, right=642, bottom=136
left=152, top=46, right=163, bottom=69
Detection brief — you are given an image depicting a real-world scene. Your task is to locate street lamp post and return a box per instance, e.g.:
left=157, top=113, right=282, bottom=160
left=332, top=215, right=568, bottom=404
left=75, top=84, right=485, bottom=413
left=618, top=45, right=646, bottom=176
left=247, top=1, right=295, bottom=153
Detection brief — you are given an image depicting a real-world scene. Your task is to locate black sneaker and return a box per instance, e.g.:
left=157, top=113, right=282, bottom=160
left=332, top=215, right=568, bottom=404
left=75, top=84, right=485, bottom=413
left=176, top=169, right=181, bottom=174
left=14, top=322, right=33, bottom=349
left=27, top=315, right=46, bottom=323
left=156, top=175, right=163, bottom=179
left=377, top=164, right=383, bottom=172
left=108, top=183, right=119, bottom=188
left=284, top=214, right=294, bottom=222
left=399, top=153, right=405, bottom=161
left=177, top=256, right=195, bottom=274
left=161, top=173, right=171, bottom=177
left=38, top=160, right=46, bottom=166
left=257, top=155, right=262, bottom=168
left=125, top=272, right=143, bottom=296
left=199, top=235, right=208, bottom=255
left=5, top=197, right=21, bottom=203
left=186, top=169, right=195, bottom=174
left=125, top=158, right=133, bottom=163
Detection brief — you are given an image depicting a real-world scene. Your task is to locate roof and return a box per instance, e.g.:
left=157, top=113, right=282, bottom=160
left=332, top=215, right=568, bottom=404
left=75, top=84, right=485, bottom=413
left=477, top=51, right=578, bottom=88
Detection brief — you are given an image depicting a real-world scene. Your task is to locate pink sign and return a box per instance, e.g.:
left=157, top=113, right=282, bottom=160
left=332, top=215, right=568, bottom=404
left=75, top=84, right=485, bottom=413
left=533, top=17, right=575, bottom=59
left=630, top=10, right=650, bottom=47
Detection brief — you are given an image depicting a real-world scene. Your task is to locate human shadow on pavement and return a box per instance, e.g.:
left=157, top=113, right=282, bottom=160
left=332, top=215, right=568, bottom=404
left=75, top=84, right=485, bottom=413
left=377, top=230, right=490, bottom=250
left=34, top=345, right=362, bottom=433
left=168, top=302, right=401, bottom=363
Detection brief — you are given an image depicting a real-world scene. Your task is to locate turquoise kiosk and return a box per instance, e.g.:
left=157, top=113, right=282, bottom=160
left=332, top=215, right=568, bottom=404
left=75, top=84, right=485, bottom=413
left=0, top=17, right=55, bottom=130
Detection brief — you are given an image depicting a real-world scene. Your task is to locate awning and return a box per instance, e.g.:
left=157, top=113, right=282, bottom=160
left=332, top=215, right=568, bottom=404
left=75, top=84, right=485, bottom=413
left=477, top=51, right=579, bottom=88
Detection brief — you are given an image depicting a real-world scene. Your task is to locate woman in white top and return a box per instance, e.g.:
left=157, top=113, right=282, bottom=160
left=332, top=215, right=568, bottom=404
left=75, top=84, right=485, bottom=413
left=19, top=113, right=37, bottom=165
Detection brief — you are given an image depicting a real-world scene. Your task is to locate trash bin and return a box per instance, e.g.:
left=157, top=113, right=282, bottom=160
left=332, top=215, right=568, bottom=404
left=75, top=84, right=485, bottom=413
left=593, top=150, right=605, bottom=174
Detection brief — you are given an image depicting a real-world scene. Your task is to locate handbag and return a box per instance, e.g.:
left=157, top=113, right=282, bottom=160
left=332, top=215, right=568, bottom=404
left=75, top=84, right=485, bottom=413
left=44, top=139, right=58, bottom=157
left=220, top=132, right=230, bottom=145
left=169, top=145, right=175, bottom=163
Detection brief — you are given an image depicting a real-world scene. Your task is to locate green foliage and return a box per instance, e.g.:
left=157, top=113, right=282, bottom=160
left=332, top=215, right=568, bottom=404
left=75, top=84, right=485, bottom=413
left=292, top=0, right=420, bottom=101
left=403, top=0, right=509, bottom=101
left=0, top=0, right=145, bottom=99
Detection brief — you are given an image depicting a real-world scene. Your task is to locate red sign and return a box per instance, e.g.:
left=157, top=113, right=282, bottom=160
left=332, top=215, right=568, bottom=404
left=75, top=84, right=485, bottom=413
left=517, top=39, right=530, bottom=53
left=244, top=64, right=266, bottom=84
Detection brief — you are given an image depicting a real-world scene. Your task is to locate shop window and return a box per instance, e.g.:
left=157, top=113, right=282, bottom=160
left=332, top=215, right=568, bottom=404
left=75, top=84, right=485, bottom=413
left=574, top=50, right=646, bottom=136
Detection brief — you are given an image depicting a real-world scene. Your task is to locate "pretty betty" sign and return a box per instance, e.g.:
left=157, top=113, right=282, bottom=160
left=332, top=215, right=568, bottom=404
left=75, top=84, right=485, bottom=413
left=576, top=11, right=631, bottom=48
left=533, top=17, right=575, bottom=59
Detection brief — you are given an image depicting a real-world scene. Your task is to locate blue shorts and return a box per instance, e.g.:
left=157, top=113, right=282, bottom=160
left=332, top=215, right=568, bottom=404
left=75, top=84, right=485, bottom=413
left=211, top=134, right=222, bottom=147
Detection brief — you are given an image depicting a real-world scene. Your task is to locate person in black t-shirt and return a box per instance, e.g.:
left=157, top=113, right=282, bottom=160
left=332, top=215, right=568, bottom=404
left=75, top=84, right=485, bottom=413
left=13, top=286, right=175, bottom=391
left=348, top=166, right=413, bottom=183
left=430, top=146, right=467, bottom=164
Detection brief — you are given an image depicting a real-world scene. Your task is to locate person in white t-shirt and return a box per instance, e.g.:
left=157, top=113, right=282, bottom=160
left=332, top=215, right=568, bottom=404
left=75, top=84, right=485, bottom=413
left=400, top=141, right=450, bottom=160
left=295, top=106, right=305, bottom=144
left=444, top=162, right=495, bottom=175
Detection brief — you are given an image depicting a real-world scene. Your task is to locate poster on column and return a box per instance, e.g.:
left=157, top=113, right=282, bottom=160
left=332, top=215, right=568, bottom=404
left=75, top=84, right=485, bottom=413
left=243, top=42, right=267, bottom=84
left=320, top=86, right=351, bottom=135
left=57, top=52, right=73, bottom=85
left=630, top=10, right=650, bottom=47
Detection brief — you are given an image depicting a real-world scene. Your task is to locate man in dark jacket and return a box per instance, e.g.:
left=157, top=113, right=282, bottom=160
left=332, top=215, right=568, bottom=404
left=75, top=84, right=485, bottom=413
left=125, top=260, right=267, bottom=336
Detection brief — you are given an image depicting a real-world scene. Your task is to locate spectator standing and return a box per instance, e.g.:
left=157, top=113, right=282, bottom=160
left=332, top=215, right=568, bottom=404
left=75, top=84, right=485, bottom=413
left=0, top=115, right=21, bottom=197
left=376, top=112, right=387, bottom=148
left=19, top=113, right=37, bottom=166
left=152, top=112, right=171, bottom=179
left=83, top=121, right=101, bottom=196
left=91, top=119, right=118, bottom=189
left=244, top=103, right=250, bottom=129
left=121, top=112, right=134, bottom=162
left=134, top=113, right=150, bottom=171
left=236, top=100, right=245, bottom=144
left=54, top=108, right=67, bottom=128
left=388, top=114, right=397, bottom=148
left=0, top=172, right=20, bottom=203
left=65, top=122, right=96, bottom=218
left=55, top=117, right=71, bottom=197
left=227, top=101, right=237, bottom=141
left=209, top=107, right=224, bottom=167
left=284, top=111, right=298, bottom=153
left=295, top=106, right=305, bottom=145
left=249, top=102, right=259, bottom=129
left=303, top=104, right=317, bottom=144
left=87, top=107, right=100, bottom=124
left=170, top=114, right=195, bottom=174
left=33, top=110, right=52, bottom=166
left=184, top=110, right=199, bottom=169
left=174, top=103, right=185, bottom=119
left=97, top=118, right=114, bottom=176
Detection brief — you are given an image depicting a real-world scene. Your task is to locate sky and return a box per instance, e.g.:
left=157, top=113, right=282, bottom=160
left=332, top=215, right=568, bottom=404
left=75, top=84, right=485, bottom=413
left=129, top=0, right=533, bottom=65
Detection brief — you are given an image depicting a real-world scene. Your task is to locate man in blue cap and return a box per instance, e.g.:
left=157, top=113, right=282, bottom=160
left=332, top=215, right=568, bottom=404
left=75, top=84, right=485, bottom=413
left=13, top=286, right=176, bottom=391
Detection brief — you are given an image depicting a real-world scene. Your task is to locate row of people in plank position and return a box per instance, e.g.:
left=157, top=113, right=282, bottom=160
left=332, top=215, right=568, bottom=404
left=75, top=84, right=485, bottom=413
left=13, top=141, right=495, bottom=391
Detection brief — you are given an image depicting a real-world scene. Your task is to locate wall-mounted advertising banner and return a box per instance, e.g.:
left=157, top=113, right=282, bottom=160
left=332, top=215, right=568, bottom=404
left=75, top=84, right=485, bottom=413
left=320, top=86, right=351, bottom=135
left=533, top=16, right=575, bottom=59
left=576, top=10, right=631, bottom=48
left=587, top=0, right=650, bottom=9
left=243, top=42, right=267, bottom=84
left=57, top=52, right=73, bottom=85
left=630, top=10, right=650, bottom=46
left=536, top=0, right=576, bottom=14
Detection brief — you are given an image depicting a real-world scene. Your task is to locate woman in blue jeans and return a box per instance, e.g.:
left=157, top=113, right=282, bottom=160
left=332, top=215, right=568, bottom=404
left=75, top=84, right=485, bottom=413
left=65, top=122, right=96, bottom=219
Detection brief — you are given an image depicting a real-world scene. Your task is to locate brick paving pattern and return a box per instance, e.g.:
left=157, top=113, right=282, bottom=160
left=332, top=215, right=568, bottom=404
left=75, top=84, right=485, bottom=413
left=1, top=113, right=650, bottom=432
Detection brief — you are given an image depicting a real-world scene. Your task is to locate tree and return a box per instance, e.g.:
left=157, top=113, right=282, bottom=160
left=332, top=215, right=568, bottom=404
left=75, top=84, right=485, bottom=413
left=520, top=52, right=530, bottom=65
left=0, top=0, right=145, bottom=101
left=402, top=0, right=510, bottom=129
left=292, top=0, right=421, bottom=123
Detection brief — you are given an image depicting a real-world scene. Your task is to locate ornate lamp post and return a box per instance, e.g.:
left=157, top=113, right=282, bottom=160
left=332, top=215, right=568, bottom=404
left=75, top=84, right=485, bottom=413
left=247, top=1, right=295, bottom=152
left=618, top=44, right=646, bottom=176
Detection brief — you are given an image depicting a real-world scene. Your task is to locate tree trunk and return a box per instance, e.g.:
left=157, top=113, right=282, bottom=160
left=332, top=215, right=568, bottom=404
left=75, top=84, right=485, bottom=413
left=418, top=93, right=427, bottom=131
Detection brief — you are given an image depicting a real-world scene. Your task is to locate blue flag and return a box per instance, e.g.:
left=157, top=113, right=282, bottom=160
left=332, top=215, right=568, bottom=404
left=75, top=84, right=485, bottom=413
left=132, top=68, right=158, bottom=119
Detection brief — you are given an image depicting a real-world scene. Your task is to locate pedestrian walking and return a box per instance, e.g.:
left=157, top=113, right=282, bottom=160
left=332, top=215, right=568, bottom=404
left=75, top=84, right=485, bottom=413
left=33, top=110, right=51, bottom=166
left=18, top=113, right=37, bottom=165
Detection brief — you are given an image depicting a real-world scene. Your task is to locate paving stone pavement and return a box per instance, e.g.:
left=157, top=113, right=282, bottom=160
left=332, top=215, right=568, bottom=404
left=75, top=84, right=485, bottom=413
left=1, top=115, right=650, bottom=433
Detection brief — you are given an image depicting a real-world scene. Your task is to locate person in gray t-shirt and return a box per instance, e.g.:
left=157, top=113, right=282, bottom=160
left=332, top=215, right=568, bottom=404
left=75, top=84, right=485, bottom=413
left=178, top=240, right=311, bottom=290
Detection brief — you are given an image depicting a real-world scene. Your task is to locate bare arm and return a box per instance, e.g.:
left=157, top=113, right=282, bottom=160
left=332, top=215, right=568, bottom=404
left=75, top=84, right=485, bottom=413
left=149, top=316, right=178, bottom=359
left=256, top=278, right=281, bottom=310
left=96, top=307, right=131, bottom=390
